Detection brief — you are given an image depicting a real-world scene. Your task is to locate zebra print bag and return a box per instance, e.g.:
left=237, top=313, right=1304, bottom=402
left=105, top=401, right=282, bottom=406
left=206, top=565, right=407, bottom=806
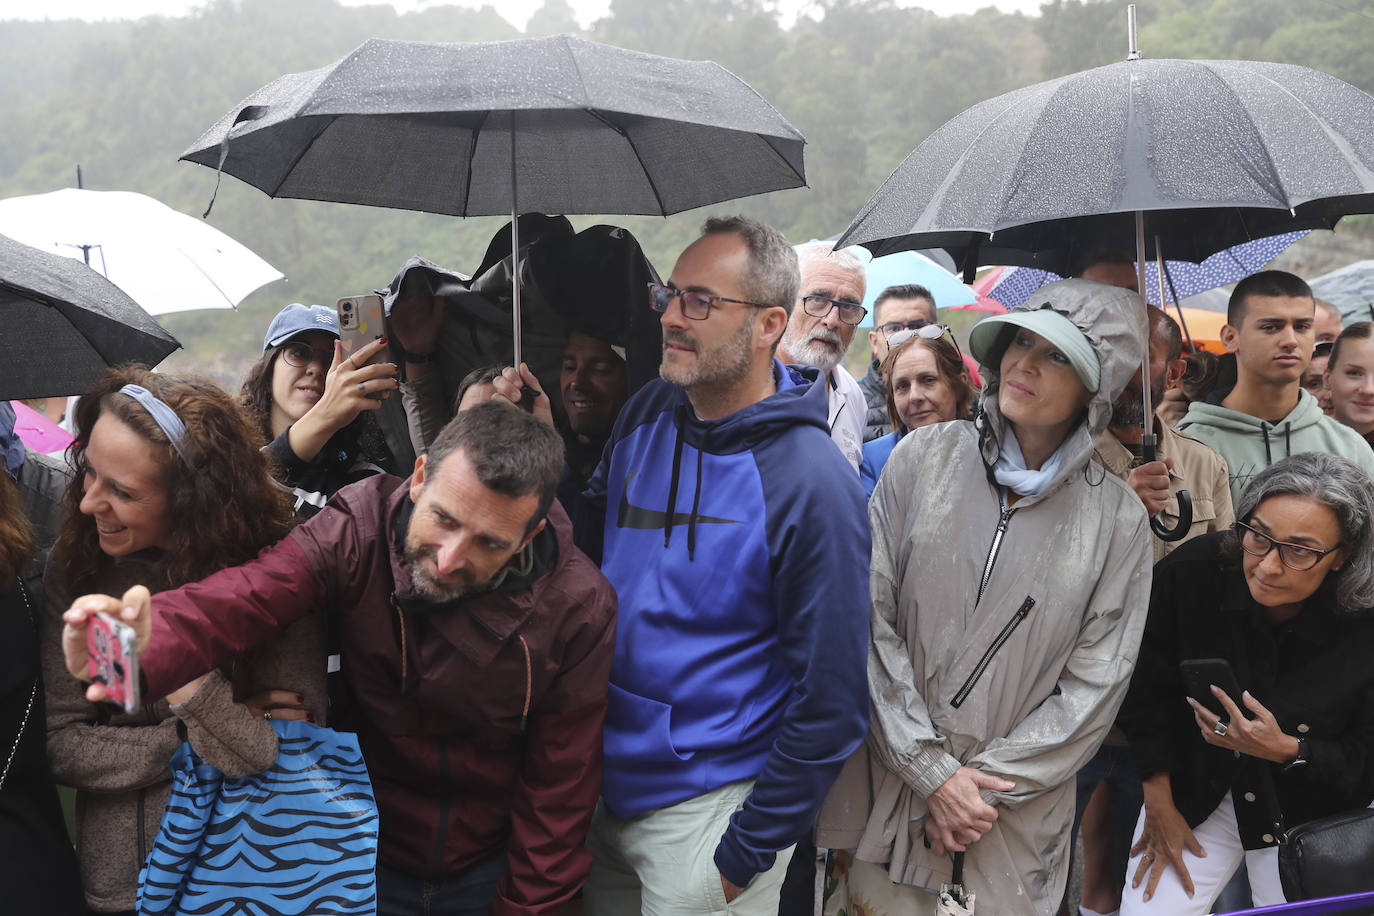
left=137, top=720, right=380, bottom=916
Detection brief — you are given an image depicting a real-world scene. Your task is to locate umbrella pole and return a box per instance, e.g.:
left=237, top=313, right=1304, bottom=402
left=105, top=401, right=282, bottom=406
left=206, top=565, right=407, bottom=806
left=1137, top=212, right=1193, bottom=541
left=510, top=111, right=522, bottom=369
left=1154, top=234, right=1196, bottom=352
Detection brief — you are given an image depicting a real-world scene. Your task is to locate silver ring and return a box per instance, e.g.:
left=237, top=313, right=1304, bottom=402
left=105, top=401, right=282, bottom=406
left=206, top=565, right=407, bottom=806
left=1213, top=721, right=1228, bottom=737
left=346, top=355, right=357, bottom=369
left=357, top=381, right=366, bottom=393
left=263, top=710, right=273, bottom=721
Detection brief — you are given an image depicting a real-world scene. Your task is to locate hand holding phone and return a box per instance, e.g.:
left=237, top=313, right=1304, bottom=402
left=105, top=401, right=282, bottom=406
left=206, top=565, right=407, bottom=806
left=1179, top=657, right=1245, bottom=722
left=337, top=295, right=388, bottom=398
left=88, top=612, right=141, bottom=714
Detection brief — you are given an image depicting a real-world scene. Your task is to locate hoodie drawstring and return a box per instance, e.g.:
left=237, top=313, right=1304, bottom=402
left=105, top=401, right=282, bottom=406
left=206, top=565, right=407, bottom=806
left=1284, top=422, right=1292, bottom=459
left=1261, top=423, right=1273, bottom=465
left=687, top=444, right=704, bottom=562
left=664, top=413, right=686, bottom=549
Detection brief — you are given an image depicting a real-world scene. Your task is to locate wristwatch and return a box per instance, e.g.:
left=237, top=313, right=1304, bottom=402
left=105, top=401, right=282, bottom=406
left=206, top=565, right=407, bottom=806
left=1281, top=736, right=1309, bottom=772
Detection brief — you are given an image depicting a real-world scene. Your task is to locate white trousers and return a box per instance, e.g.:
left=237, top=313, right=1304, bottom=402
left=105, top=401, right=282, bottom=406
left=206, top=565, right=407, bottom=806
left=584, top=780, right=796, bottom=916
left=1119, top=791, right=1284, bottom=915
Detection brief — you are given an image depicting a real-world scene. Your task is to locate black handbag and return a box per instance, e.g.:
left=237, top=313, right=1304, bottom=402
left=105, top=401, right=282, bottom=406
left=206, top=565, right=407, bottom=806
left=1278, top=807, right=1374, bottom=912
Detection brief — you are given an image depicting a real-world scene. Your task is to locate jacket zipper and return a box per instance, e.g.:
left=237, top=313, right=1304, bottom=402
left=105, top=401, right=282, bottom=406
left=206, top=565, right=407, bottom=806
left=952, top=595, right=1036, bottom=709
left=977, top=499, right=1015, bottom=606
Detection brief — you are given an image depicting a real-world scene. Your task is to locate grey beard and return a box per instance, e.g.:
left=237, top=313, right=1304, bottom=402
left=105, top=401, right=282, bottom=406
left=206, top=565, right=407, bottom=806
left=781, top=328, right=843, bottom=372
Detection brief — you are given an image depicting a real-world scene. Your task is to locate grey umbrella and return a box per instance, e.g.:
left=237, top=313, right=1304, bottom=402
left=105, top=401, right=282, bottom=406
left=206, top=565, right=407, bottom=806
left=181, top=35, right=807, bottom=364
left=0, top=232, right=181, bottom=400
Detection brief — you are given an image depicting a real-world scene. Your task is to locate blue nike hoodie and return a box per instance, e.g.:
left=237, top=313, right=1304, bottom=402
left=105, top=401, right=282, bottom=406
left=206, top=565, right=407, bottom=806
left=581, top=360, right=871, bottom=889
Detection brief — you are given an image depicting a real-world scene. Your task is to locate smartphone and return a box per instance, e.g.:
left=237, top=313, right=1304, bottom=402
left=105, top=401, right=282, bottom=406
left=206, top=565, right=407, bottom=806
left=88, top=612, right=140, bottom=714
left=1180, top=657, right=1245, bottom=721
left=336, top=293, right=386, bottom=376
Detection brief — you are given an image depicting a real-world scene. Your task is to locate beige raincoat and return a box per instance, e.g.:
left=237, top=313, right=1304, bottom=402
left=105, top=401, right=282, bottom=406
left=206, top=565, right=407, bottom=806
left=817, top=280, right=1154, bottom=914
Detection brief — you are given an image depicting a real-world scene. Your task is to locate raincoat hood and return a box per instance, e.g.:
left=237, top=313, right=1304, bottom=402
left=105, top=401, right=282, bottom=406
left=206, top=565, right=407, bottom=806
left=972, top=278, right=1147, bottom=493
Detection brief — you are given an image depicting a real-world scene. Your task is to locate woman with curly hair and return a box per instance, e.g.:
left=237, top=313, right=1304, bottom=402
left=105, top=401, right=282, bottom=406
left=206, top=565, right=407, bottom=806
left=240, top=303, right=398, bottom=518
left=40, top=367, right=326, bottom=915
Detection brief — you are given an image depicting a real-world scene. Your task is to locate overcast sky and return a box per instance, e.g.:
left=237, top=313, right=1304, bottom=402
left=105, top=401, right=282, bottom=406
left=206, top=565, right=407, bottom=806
left=2, top=0, right=1043, bottom=30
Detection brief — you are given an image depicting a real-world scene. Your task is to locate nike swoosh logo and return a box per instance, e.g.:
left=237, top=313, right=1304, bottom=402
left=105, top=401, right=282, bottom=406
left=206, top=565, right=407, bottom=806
left=617, top=470, right=743, bottom=529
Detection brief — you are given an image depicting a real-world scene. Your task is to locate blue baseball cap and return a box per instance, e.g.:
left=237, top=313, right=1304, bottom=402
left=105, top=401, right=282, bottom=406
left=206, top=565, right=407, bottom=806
left=263, top=303, right=339, bottom=351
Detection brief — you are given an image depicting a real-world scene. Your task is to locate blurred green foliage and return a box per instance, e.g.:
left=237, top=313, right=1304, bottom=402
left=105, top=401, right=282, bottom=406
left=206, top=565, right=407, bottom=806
left=2, top=0, right=1371, bottom=384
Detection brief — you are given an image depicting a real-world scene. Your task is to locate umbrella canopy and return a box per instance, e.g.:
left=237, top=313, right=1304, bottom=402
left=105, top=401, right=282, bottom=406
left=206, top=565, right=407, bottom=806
left=0, top=232, right=180, bottom=400
left=0, top=189, right=283, bottom=316
left=182, top=35, right=806, bottom=218
left=976, top=231, right=1308, bottom=310
left=1310, top=260, right=1374, bottom=320
left=9, top=400, right=73, bottom=455
left=859, top=250, right=979, bottom=315
left=838, top=58, right=1374, bottom=273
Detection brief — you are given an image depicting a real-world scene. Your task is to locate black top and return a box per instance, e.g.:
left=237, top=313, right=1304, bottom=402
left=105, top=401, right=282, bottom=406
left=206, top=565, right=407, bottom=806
left=1119, top=532, right=1374, bottom=848
left=266, top=426, right=387, bottom=519
left=0, top=575, right=84, bottom=915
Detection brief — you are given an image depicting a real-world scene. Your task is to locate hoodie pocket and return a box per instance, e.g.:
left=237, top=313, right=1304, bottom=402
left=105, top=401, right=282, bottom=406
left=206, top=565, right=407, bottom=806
left=604, top=682, right=692, bottom=765
left=951, top=595, right=1036, bottom=709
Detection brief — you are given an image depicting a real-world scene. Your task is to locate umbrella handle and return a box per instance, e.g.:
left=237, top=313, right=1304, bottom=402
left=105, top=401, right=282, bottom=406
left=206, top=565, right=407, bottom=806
left=1150, top=489, right=1193, bottom=542
left=1142, top=432, right=1192, bottom=541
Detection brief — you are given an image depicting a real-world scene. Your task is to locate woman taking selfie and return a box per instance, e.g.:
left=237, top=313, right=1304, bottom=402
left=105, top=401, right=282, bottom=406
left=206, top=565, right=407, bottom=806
left=40, top=368, right=326, bottom=915
left=818, top=278, right=1153, bottom=915
left=859, top=324, right=975, bottom=497
left=240, top=303, right=398, bottom=518
left=1119, top=452, right=1374, bottom=913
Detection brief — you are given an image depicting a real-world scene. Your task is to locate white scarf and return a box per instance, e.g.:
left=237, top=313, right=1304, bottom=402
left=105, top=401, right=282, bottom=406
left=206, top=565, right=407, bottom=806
left=993, top=431, right=1069, bottom=496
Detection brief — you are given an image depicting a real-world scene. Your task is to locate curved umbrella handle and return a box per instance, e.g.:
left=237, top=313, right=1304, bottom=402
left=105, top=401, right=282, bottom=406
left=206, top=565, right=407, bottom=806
left=1151, top=489, right=1192, bottom=542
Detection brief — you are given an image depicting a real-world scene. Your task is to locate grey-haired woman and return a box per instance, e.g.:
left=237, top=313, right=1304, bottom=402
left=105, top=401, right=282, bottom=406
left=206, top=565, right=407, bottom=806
left=1119, top=452, right=1374, bottom=913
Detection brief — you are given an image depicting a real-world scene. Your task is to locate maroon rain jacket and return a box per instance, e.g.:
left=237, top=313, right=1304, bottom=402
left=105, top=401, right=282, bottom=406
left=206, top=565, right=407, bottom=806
left=139, top=474, right=617, bottom=915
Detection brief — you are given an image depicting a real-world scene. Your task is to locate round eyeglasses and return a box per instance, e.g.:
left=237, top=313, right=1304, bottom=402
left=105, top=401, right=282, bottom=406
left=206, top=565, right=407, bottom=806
left=279, top=340, right=335, bottom=369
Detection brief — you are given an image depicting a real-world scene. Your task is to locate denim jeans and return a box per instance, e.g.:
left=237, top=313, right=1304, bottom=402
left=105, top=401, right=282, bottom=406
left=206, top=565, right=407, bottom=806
left=377, top=854, right=508, bottom=916
left=1074, top=742, right=1145, bottom=897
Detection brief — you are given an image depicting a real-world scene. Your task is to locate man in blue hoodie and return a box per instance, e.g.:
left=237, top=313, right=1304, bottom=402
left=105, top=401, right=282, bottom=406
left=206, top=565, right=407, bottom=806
left=579, top=216, right=871, bottom=914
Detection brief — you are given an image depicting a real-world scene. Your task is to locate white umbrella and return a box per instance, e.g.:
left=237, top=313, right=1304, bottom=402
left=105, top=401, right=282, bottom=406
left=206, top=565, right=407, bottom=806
left=0, top=188, right=283, bottom=315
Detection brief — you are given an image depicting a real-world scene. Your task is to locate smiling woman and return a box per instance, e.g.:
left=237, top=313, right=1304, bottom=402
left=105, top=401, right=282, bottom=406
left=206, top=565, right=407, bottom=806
left=39, top=367, right=327, bottom=914
left=240, top=303, right=398, bottom=518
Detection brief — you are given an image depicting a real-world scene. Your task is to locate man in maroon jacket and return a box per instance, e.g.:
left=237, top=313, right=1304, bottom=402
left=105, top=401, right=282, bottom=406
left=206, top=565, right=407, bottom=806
left=61, top=401, right=618, bottom=916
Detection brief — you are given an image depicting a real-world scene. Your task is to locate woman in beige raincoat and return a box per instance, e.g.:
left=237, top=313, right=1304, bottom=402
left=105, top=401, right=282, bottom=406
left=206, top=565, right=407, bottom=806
left=818, top=278, right=1154, bottom=915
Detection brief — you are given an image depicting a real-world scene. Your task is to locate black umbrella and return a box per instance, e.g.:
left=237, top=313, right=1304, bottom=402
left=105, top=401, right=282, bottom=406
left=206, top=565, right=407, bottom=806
left=182, top=35, right=807, bottom=364
left=838, top=54, right=1374, bottom=277
left=0, top=232, right=181, bottom=400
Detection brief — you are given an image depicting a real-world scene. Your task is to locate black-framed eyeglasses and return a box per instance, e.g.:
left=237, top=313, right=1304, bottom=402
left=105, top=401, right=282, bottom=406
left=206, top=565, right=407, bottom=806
left=648, top=283, right=767, bottom=320
left=1235, top=521, right=1341, bottom=571
left=888, top=321, right=965, bottom=367
left=878, top=318, right=933, bottom=338
left=279, top=340, right=334, bottom=369
left=799, top=294, right=867, bottom=326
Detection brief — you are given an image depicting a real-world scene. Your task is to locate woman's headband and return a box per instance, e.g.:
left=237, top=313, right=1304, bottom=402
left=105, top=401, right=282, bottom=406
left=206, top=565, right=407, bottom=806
left=118, top=384, right=190, bottom=464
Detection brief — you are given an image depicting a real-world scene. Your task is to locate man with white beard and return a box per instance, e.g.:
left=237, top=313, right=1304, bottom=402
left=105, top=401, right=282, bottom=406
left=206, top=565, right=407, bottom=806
left=777, top=242, right=868, bottom=471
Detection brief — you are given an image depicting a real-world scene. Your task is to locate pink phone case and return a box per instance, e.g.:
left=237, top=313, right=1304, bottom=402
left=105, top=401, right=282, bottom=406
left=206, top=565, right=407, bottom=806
left=88, top=612, right=140, bottom=714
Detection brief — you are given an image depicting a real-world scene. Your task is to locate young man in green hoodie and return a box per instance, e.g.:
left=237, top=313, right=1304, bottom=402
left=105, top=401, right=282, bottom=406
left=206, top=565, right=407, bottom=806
left=1178, top=270, right=1374, bottom=506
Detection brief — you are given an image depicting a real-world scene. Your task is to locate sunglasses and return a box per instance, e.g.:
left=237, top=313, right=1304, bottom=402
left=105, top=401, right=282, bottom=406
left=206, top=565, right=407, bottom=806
left=888, top=322, right=965, bottom=366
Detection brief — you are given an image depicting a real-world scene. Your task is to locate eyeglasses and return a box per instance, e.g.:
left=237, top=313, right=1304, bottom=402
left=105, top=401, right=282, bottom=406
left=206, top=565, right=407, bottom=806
left=280, top=340, right=334, bottom=368
left=888, top=322, right=966, bottom=367
left=648, top=283, right=767, bottom=320
left=1236, top=521, right=1341, bottom=571
left=799, top=294, right=867, bottom=326
left=878, top=319, right=933, bottom=338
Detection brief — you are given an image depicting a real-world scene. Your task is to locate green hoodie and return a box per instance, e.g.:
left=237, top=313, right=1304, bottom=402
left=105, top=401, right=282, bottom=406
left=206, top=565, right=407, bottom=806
left=1178, top=388, right=1374, bottom=507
